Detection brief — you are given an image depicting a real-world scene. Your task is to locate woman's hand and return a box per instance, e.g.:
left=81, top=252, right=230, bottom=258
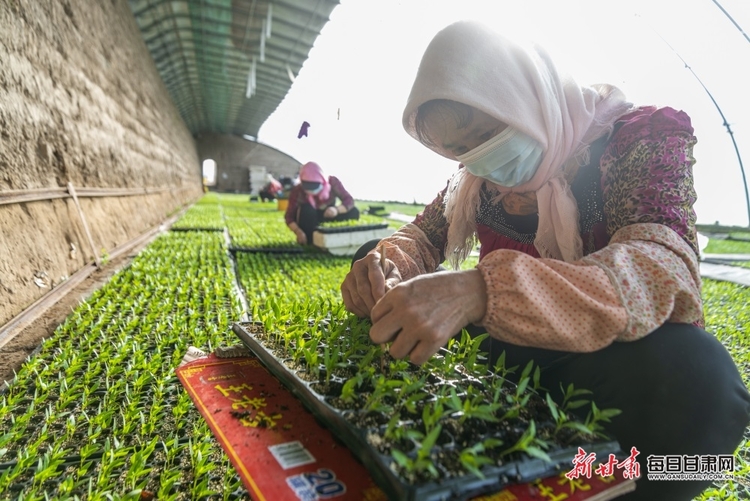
left=369, top=269, right=488, bottom=365
left=323, top=206, right=338, bottom=219
left=341, top=251, right=402, bottom=317
left=288, top=222, right=307, bottom=245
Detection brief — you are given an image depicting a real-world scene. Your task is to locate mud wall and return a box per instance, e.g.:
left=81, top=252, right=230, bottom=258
left=195, top=133, right=301, bottom=193
left=0, top=0, right=202, bottom=326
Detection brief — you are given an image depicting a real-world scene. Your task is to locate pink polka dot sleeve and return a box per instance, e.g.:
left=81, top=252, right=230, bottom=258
left=476, top=248, right=628, bottom=352
left=368, top=224, right=441, bottom=281
left=476, top=222, right=702, bottom=352
left=581, top=222, right=704, bottom=339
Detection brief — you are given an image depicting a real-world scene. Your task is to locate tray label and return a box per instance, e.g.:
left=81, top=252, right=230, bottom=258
left=270, top=441, right=317, bottom=469
left=286, top=468, right=348, bottom=500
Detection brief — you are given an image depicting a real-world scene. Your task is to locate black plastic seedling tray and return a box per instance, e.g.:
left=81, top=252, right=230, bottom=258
left=228, top=246, right=305, bottom=254
left=170, top=227, right=225, bottom=232
left=232, top=321, right=621, bottom=501
left=314, top=223, right=389, bottom=234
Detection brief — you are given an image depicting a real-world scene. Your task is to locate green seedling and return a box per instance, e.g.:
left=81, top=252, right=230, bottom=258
left=391, top=374, right=428, bottom=413
left=559, top=382, right=593, bottom=412
left=189, top=438, right=220, bottom=498
left=459, top=438, right=503, bottom=479
left=446, top=386, right=501, bottom=425
left=584, top=401, right=622, bottom=438
left=96, top=444, right=131, bottom=490
left=158, top=467, right=183, bottom=499
left=545, top=392, right=595, bottom=439
left=221, top=454, right=246, bottom=501
left=33, top=444, right=70, bottom=486
left=0, top=449, right=36, bottom=490
left=500, top=420, right=551, bottom=462
left=323, top=344, right=342, bottom=384
left=422, top=400, right=449, bottom=435
left=452, top=331, right=490, bottom=374
left=401, top=390, right=429, bottom=415
left=124, top=439, right=158, bottom=490
left=387, top=357, right=412, bottom=378
left=492, top=351, right=519, bottom=380
left=58, top=474, right=77, bottom=496
left=340, top=368, right=374, bottom=403
left=499, top=361, right=536, bottom=421
left=364, top=375, right=400, bottom=414
left=384, top=414, right=424, bottom=444
left=302, top=343, right=320, bottom=380
left=391, top=424, right=442, bottom=480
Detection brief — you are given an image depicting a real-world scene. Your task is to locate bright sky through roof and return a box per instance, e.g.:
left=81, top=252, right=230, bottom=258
left=259, top=0, right=750, bottom=227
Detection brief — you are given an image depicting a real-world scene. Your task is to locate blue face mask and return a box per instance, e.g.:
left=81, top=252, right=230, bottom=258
left=456, top=126, right=544, bottom=187
left=301, top=181, right=323, bottom=195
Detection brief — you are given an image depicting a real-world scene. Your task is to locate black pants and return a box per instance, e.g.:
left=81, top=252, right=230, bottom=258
left=478, top=324, right=750, bottom=500
left=351, top=240, right=750, bottom=500
left=259, top=189, right=276, bottom=202
left=297, top=203, right=360, bottom=242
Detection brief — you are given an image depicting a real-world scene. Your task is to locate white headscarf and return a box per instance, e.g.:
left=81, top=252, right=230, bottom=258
left=402, top=21, right=634, bottom=265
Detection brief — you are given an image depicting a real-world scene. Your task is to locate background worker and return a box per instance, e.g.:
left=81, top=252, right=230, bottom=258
left=258, top=174, right=283, bottom=202
left=340, top=21, right=750, bottom=500
left=285, top=161, right=360, bottom=245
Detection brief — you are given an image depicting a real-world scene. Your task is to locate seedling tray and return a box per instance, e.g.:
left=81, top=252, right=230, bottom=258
left=232, top=322, right=621, bottom=501
left=170, top=226, right=225, bottom=232
left=314, top=223, right=389, bottom=234
left=228, top=246, right=305, bottom=254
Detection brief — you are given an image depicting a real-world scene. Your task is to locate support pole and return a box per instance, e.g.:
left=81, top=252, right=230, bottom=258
left=68, top=182, right=101, bottom=268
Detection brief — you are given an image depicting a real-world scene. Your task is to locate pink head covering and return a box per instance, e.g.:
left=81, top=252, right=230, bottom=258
left=402, top=21, right=633, bottom=264
left=299, top=161, right=331, bottom=207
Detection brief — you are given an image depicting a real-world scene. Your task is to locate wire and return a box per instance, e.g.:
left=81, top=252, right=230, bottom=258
left=711, top=0, right=750, bottom=45
left=636, top=14, right=750, bottom=228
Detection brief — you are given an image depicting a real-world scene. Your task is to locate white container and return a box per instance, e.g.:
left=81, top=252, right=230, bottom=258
left=249, top=165, right=268, bottom=195
left=312, top=227, right=393, bottom=256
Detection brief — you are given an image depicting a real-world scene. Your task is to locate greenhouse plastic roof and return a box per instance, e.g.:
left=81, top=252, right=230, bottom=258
left=129, top=0, right=340, bottom=137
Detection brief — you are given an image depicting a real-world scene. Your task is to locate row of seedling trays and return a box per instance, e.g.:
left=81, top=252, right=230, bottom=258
left=0, top=232, right=249, bottom=499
